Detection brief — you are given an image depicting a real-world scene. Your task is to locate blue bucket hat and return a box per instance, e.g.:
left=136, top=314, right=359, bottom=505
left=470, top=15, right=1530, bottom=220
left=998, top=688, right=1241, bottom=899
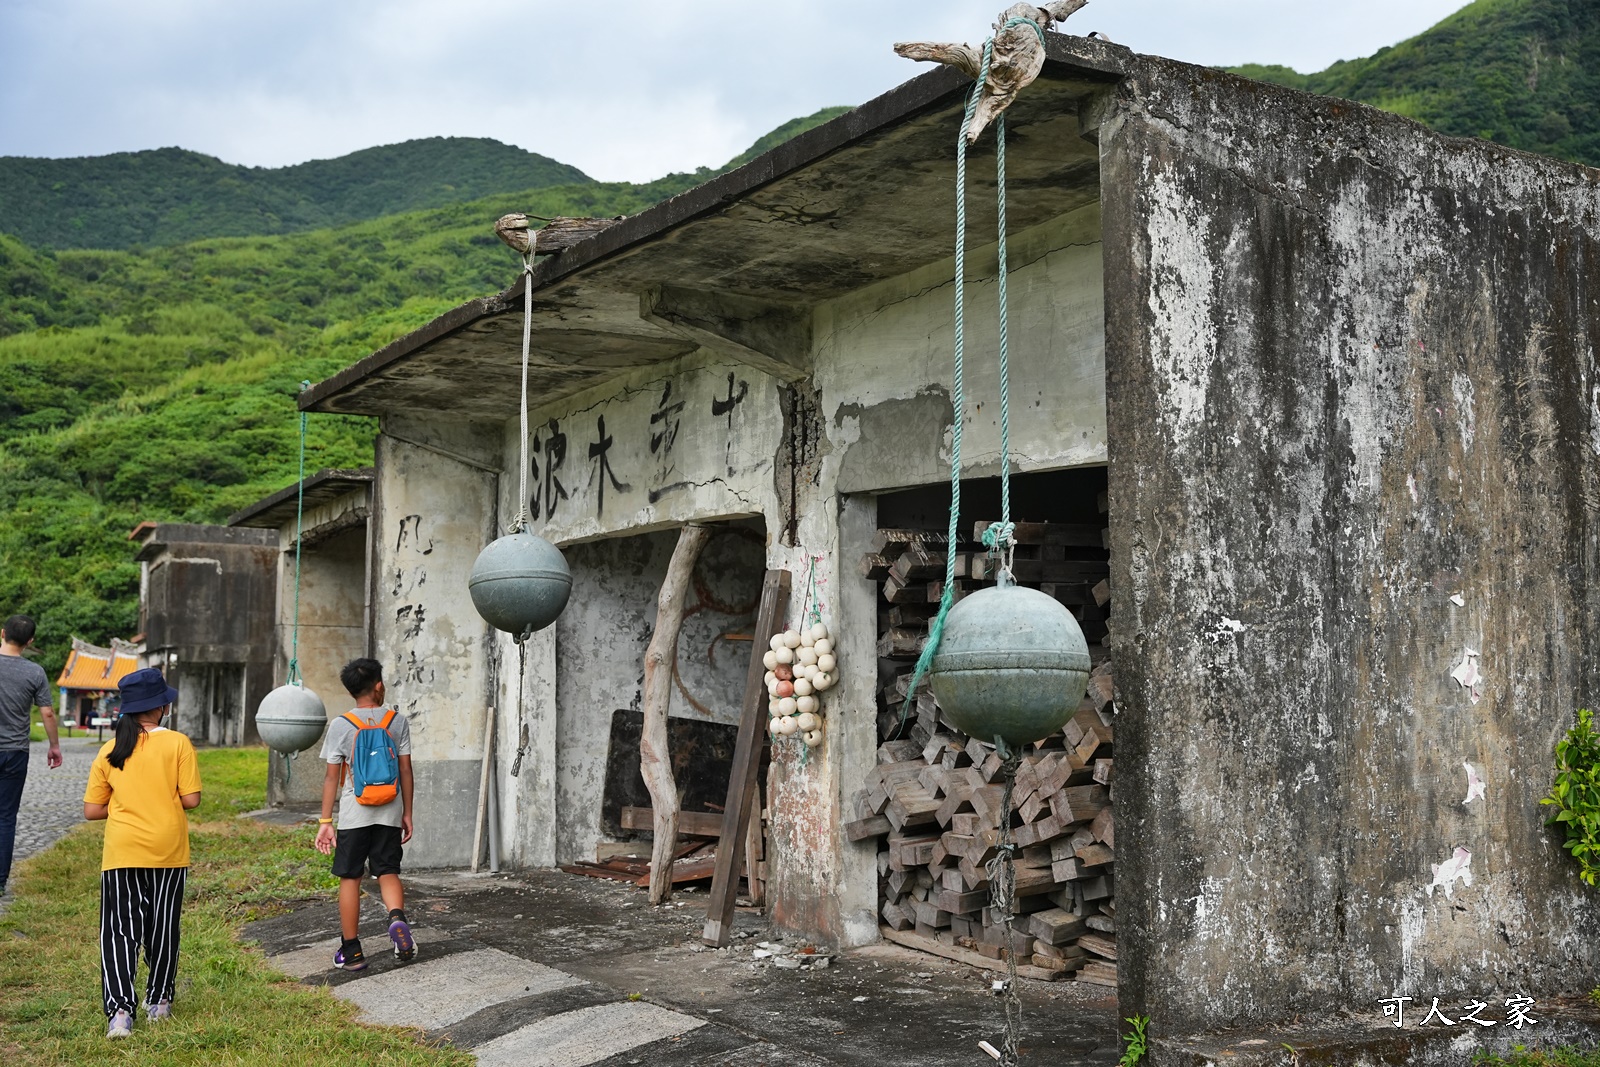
left=119, top=667, right=178, bottom=716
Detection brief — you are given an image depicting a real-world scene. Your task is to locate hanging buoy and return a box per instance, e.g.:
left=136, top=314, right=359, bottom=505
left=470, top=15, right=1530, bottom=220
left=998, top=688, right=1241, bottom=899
left=468, top=531, right=572, bottom=637
left=255, top=682, right=328, bottom=754
left=928, top=579, right=1091, bottom=749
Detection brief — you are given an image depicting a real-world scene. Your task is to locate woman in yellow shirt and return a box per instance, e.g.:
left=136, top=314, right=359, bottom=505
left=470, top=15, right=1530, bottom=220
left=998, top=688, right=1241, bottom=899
left=82, top=668, right=201, bottom=1041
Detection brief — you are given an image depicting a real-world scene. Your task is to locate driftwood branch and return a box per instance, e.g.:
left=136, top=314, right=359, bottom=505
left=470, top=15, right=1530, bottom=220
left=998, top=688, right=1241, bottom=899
left=892, top=41, right=982, bottom=79
left=493, top=213, right=625, bottom=256
left=894, top=1, right=1089, bottom=144
left=640, top=523, right=712, bottom=905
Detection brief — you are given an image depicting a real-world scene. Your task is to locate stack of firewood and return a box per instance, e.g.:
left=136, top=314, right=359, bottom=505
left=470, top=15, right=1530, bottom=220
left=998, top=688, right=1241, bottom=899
left=852, top=514, right=1118, bottom=986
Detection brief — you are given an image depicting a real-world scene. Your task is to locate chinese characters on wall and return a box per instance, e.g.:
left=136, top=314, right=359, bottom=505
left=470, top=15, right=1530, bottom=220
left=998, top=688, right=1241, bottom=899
left=525, top=370, right=754, bottom=523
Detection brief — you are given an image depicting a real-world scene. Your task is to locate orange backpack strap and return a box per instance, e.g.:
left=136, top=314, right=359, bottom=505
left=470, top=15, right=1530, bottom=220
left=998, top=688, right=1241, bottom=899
left=342, top=711, right=368, bottom=730
left=378, top=709, right=397, bottom=732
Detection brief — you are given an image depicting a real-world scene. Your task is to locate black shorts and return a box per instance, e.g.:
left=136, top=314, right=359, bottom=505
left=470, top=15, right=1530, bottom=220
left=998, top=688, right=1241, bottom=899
left=331, top=824, right=404, bottom=879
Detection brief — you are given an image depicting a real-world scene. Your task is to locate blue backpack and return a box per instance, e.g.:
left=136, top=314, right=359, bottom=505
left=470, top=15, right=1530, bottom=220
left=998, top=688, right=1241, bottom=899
left=341, top=709, right=400, bottom=806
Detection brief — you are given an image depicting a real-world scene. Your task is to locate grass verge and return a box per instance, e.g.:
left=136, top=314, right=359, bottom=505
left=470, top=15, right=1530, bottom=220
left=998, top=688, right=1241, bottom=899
left=0, top=746, right=472, bottom=1066
left=1476, top=1050, right=1600, bottom=1066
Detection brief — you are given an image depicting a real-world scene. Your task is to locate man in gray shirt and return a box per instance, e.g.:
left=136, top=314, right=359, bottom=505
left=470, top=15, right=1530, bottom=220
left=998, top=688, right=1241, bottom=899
left=0, top=614, right=61, bottom=893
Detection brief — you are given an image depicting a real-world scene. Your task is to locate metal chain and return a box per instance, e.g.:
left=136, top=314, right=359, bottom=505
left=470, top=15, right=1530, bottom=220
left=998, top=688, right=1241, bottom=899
left=509, top=637, right=529, bottom=777
left=985, top=748, right=1026, bottom=1065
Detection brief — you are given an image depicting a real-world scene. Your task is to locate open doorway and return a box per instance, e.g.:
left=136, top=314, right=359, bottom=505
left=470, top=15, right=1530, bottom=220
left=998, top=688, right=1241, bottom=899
left=552, top=520, right=768, bottom=896
left=850, top=466, right=1119, bottom=988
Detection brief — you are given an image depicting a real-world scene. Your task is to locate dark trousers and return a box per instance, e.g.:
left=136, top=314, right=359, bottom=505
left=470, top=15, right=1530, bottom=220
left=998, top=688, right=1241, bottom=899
left=0, top=748, right=27, bottom=889
left=100, top=867, right=187, bottom=1018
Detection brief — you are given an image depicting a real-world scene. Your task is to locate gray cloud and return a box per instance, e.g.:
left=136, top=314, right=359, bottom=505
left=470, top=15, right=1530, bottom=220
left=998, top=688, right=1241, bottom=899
left=0, top=0, right=1468, bottom=181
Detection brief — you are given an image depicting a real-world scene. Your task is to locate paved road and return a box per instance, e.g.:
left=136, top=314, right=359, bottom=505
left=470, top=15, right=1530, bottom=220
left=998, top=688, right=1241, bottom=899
left=12, top=737, right=101, bottom=861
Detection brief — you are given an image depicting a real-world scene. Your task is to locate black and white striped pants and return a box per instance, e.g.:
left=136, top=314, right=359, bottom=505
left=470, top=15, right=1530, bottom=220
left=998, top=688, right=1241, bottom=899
left=100, top=867, right=186, bottom=1018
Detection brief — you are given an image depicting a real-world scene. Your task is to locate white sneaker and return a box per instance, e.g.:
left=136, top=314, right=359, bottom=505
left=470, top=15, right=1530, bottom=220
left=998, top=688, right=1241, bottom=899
left=147, top=1000, right=172, bottom=1022
left=107, top=1009, right=133, bottom=1039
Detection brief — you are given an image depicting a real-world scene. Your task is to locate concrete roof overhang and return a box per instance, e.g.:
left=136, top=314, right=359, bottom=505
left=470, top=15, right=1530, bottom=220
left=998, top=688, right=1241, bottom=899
left=301, top=35, right=1128, bottom=420
left=226, top=467, right=376, bottom=529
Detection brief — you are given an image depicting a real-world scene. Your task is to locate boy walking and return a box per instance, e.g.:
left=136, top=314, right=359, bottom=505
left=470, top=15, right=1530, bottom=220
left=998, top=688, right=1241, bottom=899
left=313, top=658, right=416, bottom=970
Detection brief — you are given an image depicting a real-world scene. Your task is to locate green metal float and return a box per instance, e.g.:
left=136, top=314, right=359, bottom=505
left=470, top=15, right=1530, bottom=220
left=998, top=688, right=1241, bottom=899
left=928, top=577, right=1091, bottom=749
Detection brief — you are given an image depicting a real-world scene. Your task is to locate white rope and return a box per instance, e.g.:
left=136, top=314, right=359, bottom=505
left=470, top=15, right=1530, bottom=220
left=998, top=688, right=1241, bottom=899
left=514, top=251, right=534, bottom=533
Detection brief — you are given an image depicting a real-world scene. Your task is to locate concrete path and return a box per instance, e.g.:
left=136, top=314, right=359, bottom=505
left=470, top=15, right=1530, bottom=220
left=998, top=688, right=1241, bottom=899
left=12, top=736, right=100, bottom=859
left=248, top=868, right=1122, bottom=1066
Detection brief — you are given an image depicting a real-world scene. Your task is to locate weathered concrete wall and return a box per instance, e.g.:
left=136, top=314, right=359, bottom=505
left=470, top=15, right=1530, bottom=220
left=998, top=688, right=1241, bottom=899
left=519, top=354, right=781, bottom=546
left=815, top=204, right=1107, bottom=494
left=1102, top=59, right=1600, bottom=1032
left=267, top=495, right=369, bottom=806
left=372, top=416, right=501, bottom=867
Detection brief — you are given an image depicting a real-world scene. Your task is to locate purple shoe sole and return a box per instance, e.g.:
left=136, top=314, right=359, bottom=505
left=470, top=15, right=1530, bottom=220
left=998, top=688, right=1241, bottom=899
left=388, top=919, right=415, bottom=962
left=333, top=948, right=367, bottom=971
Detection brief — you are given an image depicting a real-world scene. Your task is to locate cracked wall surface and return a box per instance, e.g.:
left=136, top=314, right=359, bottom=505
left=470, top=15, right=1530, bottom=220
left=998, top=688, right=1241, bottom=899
left=370, top=419, right=501, bottom=867
left=1102, top=58, right=1600, bottom=1032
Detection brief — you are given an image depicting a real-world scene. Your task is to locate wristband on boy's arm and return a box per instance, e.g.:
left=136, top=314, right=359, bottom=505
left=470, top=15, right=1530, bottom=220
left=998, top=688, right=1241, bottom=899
left=318, top=818, right=334, bottom=824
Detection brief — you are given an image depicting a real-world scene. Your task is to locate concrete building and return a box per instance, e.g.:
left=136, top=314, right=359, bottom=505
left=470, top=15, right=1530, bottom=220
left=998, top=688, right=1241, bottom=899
left=131, top=522, right=277, bottom=746
left=228, top=467, right=375, bottom=803
left=297, top=36, right=1600, bottom=1053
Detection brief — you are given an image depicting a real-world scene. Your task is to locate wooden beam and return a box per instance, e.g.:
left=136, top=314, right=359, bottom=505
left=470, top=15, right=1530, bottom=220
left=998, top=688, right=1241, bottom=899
left=621, top=806, right=723, bottom=838
left=702, top=568, right=791, bottom=946
left=641, top=524, right=712, bottom=905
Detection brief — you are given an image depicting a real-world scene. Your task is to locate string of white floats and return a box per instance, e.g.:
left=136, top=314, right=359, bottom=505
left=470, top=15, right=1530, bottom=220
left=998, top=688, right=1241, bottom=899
left=763, top=622, right=837, bottom=748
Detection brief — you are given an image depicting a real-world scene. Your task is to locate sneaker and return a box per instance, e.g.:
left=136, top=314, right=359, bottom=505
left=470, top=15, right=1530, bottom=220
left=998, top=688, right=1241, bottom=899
left=107, top=1009, right=133, bottom=1039
left=147, top=1001, right=172, bottom=1022
left=333, top=944, right=367, bottom=971
left=388, top=918, right=415, bottom=963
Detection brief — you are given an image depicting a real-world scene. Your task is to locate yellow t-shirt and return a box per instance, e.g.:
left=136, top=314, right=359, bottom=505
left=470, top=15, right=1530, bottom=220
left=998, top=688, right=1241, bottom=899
left=83, top=728, right=202, bottom=870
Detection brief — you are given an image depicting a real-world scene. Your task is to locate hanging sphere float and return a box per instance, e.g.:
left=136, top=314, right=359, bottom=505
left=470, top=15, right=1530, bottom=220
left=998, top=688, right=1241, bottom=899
left=255, top=682, right=329, bottom=754
left=468, top=531, right=572, bottom=637
left=928, top=579, right=1091, bottom=750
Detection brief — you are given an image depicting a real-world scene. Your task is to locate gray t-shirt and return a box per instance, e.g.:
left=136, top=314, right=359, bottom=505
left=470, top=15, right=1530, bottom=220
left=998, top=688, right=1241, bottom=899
left=0, top=654, right=51, bottom=751
left=319, top=708, right=412, bottom=829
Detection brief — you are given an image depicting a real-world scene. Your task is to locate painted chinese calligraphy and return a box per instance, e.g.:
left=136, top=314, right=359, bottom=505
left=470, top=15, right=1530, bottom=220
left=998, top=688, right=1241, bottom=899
left=529, top=418, right=570, bottom=522
left=713, top=371, right=750, bottom=476
left=648, top=381, right=692, bottom=504
left=588, top=414, right=631, bottom=518
left=1377, top=996, right=1538, bottom=1030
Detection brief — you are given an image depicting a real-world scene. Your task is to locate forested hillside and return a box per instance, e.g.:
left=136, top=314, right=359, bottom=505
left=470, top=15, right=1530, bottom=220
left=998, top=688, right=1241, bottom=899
left=1231, top=0, right=1600, bottom=168
left=0, top=108, right=847, bottom=679
left=0, top=138, right=591, bottom=251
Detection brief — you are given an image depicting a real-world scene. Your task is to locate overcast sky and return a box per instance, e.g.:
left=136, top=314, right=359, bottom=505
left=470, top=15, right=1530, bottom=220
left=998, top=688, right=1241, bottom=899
left=1, top=0, right=1468, bottom=183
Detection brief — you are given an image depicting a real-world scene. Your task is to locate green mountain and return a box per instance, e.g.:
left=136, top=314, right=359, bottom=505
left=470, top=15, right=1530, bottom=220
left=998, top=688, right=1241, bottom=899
left=0, top=109, right=848, bottom=680
left=0, top=137, right=591, bottom=251
left=1231, top=0, right=1600, bottom=168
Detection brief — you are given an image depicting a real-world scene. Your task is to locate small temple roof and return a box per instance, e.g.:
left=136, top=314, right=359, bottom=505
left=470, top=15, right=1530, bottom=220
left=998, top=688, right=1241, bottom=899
left=56, top=638, right=140, bottom=692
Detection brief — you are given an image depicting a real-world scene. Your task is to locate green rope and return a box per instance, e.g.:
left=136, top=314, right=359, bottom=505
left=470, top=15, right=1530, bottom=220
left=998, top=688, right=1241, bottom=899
left=898, top=27, right=1026, bottom=732
left=287, top=380, right=310, bottom=686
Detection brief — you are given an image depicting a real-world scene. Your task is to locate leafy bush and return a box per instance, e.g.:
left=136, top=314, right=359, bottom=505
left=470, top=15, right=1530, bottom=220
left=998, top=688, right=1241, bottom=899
left=1541, top=708, right=1600, bottom=884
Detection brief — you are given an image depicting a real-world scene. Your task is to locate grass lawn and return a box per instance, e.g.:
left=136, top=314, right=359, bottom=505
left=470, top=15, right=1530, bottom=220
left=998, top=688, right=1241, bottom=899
left=0, top=746, right=472, bottom=1066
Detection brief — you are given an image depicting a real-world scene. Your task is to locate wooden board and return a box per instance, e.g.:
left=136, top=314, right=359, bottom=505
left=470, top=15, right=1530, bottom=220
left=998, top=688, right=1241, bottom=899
left=879, top=926, right=1065, bottom=982
left=702, top=569, right=790, bottom=947
left=622, top=806, right=724, bottom=838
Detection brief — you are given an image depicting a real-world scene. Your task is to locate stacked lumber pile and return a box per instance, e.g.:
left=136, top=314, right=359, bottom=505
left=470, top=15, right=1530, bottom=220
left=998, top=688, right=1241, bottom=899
left=853, top=510, right=1119, bottom=986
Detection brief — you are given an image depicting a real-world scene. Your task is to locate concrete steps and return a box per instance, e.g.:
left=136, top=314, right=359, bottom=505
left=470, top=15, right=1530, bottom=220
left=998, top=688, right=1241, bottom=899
left=263, top=930, right=806, bottom=1066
